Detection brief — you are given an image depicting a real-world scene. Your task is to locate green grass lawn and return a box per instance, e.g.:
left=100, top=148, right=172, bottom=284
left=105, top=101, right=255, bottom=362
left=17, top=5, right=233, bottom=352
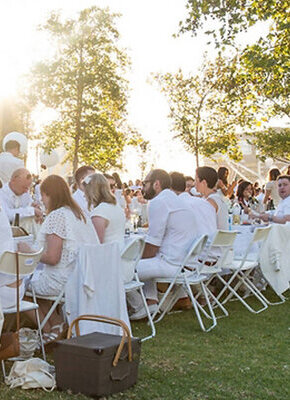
left=1, top=291, right=289, bottom=400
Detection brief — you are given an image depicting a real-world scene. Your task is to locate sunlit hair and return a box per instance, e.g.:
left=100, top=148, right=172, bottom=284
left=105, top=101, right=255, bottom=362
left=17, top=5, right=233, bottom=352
left=40, top=175, right=85, bottom=222
left=269, top=168, right=280, bottom=181
left=83, top=173, right=116, bottom=210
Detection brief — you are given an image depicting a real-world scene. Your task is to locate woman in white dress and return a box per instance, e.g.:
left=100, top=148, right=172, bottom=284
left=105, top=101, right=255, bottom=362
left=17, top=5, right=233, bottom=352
left=83, top=173, right=125, bottom=246
left=27, top=175, right=98, bottom=343
left=263, top=168, right=281, bottom=208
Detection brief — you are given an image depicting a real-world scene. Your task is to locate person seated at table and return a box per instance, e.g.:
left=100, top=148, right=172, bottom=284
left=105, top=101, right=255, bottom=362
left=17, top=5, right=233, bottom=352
left=236, top=180, right=252, bottom=214
left=72, top=165, right=95, bottom=216
left=0, top=204, right=20, bottom=309
left=83, top=173, right=125, bottom=246
left=0, top=168, right=43, bottom=228
left=170, top=171, right=217, bottom=234
left=26, top=175, right=98, bottom=343
left=195, top=166, right=229, bottom=230
left=128, top=169, right=197, bottom=320
left=259, top=175, right=290, bottom=224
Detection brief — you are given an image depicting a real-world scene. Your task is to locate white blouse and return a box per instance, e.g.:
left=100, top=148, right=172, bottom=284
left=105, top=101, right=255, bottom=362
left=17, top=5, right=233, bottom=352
left=37, top=206, right=99, bottom=270
left=265, top=181, right=280, bottom=207
left=91, top=202, right=125, bottom=246
left=208, top=193, right=229, bottom=230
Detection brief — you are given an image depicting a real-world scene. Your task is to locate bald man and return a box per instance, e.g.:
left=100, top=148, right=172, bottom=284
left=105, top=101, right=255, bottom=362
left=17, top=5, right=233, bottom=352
left=0, top=168, right=43, bottom=225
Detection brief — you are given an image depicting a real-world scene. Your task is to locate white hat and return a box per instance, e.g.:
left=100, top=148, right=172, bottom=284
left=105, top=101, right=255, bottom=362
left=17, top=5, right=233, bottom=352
left=3, top=131, right=28, bottom=155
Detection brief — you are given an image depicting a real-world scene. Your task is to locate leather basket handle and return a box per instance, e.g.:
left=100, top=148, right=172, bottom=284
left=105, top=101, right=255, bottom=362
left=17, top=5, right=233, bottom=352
left=67, top=315, right=132, bottom=367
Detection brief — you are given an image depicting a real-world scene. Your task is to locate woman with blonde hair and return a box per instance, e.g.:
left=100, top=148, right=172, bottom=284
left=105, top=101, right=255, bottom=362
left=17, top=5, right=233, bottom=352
left=83, top=173, right=125, bottom=245
left=28, top=175, right=98, bottom=343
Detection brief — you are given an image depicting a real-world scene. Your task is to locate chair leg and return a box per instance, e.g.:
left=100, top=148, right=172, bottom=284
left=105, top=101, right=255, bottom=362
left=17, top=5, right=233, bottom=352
left=138, top=288, right=156, bottom=341
left=34, top=308, right=46, bottom=361
left=184, top=280, right=217, bottom=332
left=1, top=360, right=6, bottom=380
left=218, top=273, right=268, bottom=314
left=241, top=273, right=286, bottom=306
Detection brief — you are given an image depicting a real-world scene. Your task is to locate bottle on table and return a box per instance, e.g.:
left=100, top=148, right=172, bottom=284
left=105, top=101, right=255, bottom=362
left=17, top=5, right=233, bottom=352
left=232, top=203, right=241, bottom=225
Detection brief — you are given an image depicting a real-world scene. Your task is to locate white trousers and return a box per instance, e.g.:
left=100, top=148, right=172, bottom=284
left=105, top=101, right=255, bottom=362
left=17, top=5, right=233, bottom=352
left=137, top=256, right=181, bottom=301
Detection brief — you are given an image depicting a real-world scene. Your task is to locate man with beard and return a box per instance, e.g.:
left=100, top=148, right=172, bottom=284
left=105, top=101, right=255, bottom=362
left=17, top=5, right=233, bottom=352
left=129, top=169, right=196, bottom=320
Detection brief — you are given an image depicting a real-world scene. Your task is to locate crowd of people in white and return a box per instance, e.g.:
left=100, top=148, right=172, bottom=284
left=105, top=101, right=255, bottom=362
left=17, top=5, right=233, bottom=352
left=0, top=138, right=289, bottom=343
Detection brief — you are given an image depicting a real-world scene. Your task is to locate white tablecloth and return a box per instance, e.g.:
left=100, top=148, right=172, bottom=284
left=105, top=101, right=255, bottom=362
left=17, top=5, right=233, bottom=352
left=232, top=225, right=260, bottom=260
left=259, top=223, right=290, bottom=295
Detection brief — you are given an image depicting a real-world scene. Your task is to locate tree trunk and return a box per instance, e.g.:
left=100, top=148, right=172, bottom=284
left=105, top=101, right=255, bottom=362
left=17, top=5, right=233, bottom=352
left=73, top=45, right=84, bottom=174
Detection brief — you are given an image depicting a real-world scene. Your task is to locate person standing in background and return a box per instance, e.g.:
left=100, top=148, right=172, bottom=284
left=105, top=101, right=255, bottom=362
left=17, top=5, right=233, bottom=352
left=263, top=168, right=281, bottom=208
left=0, top=140, right=24, bottom=185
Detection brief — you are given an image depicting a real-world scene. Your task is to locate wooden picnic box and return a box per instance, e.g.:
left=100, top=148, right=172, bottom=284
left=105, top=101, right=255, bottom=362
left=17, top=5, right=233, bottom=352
left=53, top=315, right=141, bottom=398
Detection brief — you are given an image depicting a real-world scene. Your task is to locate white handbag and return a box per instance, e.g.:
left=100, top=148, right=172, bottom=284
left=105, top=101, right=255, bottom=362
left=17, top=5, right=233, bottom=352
left=5, top=358, right=56, bottom=391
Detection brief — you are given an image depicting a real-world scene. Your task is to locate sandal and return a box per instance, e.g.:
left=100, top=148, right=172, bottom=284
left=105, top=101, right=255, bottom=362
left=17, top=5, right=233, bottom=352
left=42, top=322, right=68, bottom=349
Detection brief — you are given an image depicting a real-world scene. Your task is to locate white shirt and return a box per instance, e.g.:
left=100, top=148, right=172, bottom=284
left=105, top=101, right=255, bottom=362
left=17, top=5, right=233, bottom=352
left=275, top=196, right=290, bottom=219
left=0, top=183, right=34, bottom=223
left=0, top=152, right=24, bottom=184
left=37, top=206, right=99, bottom=271
left=0, top=205, right=15, bottom=287
left=146, top=189, right=197, bottom=265
left=266, top=180, right=280, bottom=207
left=91, top=202, right=125, bottom=246
left=179, top=192, right=217, bottom=236
left=0, top=205, right=13, bottom=256
left=72, top=188, right=90, bottom=216
left=208, top=193, right=229, bottom=230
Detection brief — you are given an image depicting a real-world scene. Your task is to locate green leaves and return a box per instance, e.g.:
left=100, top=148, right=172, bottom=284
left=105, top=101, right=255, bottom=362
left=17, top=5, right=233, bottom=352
left=30, top=7, right=132, bottom=172
left=154, top=55, right=260, bottom=165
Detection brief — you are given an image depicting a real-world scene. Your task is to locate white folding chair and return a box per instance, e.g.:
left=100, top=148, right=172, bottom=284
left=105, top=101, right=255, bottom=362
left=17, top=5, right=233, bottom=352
left=0, top=249, right=46, bottom=377
left=122, top=237, right=156, bottom=341
left=215, top=226, right=272, bottom=313
left=28, top=290, right=66, bottom=331
left=151, top=234, right=226, bottom=333
left=193, top=230, right=238, bottom=319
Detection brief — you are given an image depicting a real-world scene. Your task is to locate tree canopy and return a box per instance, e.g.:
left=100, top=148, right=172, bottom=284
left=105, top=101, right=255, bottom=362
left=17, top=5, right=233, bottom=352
left=180, top=0, right=290, bottom=161
left=154, top=55, right=262, bottom=166
left=31, top=6, right=135, bottom=172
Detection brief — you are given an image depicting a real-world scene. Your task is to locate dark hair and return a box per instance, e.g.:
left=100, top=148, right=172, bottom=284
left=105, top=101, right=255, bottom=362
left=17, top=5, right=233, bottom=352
left=150, top=169, right=171, bottom=190
left=196, top=167, right=218, bottom=189
left=170, top=172, right=186, bottom=192
left=185, top=176, right=194, bottom=182
left=217, top=167, right=229, bottom=185
left=5, top=140, right=20, bottom=152
left=237, top=181, right=251, bottom=201
left=278, top=175, right=290, bottom=182
left=112, top=172, right=122, bottom=189
left=269, top=168, right=281, bottom=181
left=41, top=175, right=85, bottom=222
left=74, top=165, right=95, bottom=185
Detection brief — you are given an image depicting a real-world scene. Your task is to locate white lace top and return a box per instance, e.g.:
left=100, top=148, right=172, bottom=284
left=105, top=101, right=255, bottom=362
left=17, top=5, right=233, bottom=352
left=37, top=206, right=99, bottom=269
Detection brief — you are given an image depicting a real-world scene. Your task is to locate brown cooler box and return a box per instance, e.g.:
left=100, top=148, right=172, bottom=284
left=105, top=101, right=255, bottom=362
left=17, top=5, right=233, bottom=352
left=53, top=315, right=141, bottom=397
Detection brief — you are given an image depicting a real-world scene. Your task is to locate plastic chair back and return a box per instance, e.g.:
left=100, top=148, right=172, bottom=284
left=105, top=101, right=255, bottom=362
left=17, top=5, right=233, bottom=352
left=0, top=249, right=43, bottom=276
left=183, top=235, right=208, bottom=268
left=211, top=230, right=238, bottom=247
left=252, top=225, right=272, bottom=243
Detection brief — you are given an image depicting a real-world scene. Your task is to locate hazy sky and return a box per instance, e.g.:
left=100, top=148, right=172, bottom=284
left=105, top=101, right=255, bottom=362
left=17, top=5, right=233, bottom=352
left=0, top=1, right=269, bottom=177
